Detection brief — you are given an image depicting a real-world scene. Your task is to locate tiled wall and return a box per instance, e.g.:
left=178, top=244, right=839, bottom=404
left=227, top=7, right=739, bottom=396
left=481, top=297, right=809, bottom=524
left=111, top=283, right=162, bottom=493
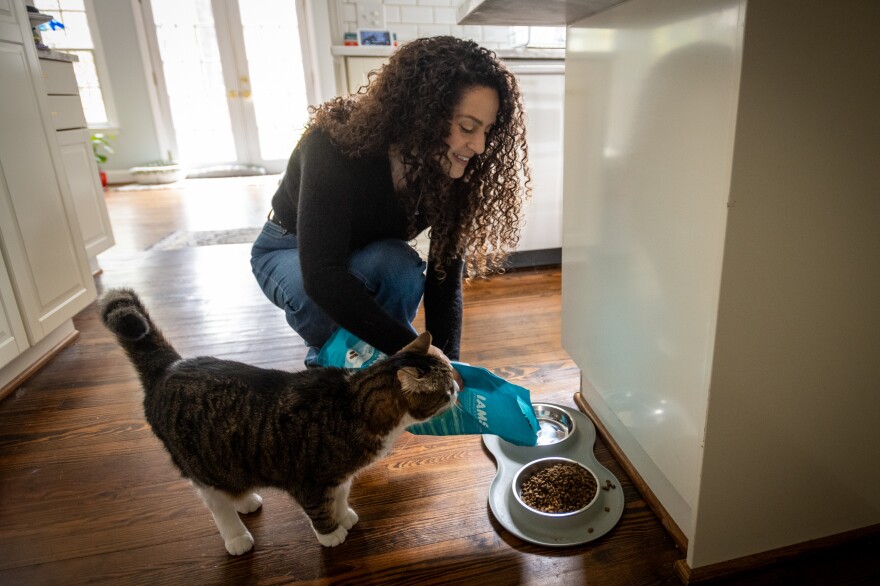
left=337, top=0, right=528, bottom=49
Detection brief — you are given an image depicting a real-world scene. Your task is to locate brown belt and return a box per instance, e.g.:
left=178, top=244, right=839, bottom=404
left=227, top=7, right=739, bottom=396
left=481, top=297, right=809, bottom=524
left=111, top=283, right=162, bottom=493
left=268, top=209, right=287, bottom=231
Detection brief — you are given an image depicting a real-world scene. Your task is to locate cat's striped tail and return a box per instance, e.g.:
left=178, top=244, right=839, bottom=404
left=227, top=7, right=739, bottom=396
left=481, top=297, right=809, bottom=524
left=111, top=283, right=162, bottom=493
left=98, top=288, right=181, bottom=389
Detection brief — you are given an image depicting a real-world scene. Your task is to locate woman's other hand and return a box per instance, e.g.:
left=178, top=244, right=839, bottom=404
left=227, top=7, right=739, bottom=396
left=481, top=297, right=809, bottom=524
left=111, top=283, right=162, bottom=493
left=428, top=344, right=464, bottom=390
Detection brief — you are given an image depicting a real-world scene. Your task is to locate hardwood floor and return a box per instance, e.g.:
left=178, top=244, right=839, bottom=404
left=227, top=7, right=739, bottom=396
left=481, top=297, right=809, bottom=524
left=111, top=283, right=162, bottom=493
left=0, top=178, right=877, bottom=585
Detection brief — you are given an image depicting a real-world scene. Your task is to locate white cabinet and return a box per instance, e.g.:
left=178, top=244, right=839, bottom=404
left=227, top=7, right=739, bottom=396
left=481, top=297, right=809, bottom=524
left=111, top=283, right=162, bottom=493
left=0, top=0, right=96, bottom=391
left=39, top=55, right=115, bottom=271
left=57, top=128, right=115, bottom=261
left=0, top=260, right=28, bottom=370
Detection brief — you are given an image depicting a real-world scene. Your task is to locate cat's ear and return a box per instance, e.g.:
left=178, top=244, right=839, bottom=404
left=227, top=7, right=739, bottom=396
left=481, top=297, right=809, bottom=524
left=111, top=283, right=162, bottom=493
left=397, top=367, right=422, bottom=392
left=401, top=332, right=432, bottom=355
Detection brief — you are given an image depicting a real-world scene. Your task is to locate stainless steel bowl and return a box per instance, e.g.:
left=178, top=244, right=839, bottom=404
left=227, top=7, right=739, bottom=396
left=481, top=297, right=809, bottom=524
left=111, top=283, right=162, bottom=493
left=510, top=457, right=600, bottom=530
left=533, top=403, right=576, bottom=446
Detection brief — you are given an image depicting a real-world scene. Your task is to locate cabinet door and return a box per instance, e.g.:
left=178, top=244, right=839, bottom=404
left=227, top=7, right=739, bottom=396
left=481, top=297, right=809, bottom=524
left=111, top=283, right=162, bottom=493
left=0, top=10, right=96, bottom=344
left=0, top=257, right=28, bottom=370
left=57, top=128, right=115, bottom=258
left=47, top=95, right=88, bottom=130
left=0, top=0, right=18, bottom=43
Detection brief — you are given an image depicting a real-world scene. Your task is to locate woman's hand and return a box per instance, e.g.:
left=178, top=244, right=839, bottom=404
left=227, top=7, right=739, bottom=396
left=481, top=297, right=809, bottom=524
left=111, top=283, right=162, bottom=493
left=428, top=344, right=464, bottom=390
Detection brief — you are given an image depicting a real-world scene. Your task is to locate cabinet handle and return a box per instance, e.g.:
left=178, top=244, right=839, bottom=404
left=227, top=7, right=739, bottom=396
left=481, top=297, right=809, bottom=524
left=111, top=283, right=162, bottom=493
left=240, top=90, right=251, bottom=99
left=227, top=90, right=238, bottom=99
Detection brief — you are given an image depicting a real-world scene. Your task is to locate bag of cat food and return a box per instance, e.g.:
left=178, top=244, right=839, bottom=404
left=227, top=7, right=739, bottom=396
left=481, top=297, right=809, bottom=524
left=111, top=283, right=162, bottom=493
left=316, top=328, right=540, bottom=446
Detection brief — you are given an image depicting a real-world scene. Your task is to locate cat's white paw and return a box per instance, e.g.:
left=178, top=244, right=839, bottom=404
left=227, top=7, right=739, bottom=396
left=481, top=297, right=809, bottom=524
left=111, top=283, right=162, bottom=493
left=235, top=492, right=263, bottom=514
left=315, top=524, right=348, bottom=547
left=340, top=507, right=359, bottom=530
left=315, top=509, right=358, bottom=547
left=225, top=530, right=254, bottom=555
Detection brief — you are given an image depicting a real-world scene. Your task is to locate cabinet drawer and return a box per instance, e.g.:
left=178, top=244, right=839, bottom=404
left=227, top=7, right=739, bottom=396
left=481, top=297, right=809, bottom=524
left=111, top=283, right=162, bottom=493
left=47, top=95, right=86, bottom=130
left=40, top=58, right=79, bottom=95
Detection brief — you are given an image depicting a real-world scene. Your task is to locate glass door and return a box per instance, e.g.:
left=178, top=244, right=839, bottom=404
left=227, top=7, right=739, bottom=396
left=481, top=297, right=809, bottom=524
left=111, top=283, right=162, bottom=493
left=144, top=0, right=312, bottom=173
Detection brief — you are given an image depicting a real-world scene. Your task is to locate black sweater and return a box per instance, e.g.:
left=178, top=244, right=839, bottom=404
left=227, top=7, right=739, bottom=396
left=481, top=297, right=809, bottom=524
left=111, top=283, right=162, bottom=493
left=271, top=129, right=463, bottom=359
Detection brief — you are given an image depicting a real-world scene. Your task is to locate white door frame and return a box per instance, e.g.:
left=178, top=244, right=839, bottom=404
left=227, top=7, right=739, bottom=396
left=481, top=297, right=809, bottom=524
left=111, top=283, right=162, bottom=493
left=135, top=0, right=328, bottom=172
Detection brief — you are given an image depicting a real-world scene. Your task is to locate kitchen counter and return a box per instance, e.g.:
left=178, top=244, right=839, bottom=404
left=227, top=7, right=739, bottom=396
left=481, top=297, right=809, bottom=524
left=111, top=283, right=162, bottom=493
left=36, top=48, right=77, bottom=62
left=456, top=0, right=627, bottom=26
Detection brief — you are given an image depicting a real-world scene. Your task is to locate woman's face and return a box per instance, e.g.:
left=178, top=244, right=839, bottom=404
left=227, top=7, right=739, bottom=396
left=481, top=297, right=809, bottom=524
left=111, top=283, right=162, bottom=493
left=443, top=85, right=499, bottom=179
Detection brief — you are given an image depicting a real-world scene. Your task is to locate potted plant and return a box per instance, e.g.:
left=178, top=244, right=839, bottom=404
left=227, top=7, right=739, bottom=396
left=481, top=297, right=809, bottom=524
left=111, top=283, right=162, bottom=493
left=90, top=133, right=113, bottom=187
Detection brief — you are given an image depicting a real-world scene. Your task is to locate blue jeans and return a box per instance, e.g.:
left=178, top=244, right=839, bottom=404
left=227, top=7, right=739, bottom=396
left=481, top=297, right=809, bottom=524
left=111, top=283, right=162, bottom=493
left=250, top=220, right=426, bottom=365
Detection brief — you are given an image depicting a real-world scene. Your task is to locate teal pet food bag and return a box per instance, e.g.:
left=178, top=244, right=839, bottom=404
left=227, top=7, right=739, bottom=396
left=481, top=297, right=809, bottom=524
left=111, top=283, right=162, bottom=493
left=315, top=328, right=539, bottom=446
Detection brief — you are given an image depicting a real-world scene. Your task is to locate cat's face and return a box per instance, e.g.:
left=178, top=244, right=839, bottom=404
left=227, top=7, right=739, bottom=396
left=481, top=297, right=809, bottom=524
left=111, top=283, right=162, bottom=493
left=394, top=333, right=458, bottom=422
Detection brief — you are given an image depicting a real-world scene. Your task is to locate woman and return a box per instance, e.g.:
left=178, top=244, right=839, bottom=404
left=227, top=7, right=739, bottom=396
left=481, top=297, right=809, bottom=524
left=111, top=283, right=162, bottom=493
left=250, top=36, right=530, bottom=379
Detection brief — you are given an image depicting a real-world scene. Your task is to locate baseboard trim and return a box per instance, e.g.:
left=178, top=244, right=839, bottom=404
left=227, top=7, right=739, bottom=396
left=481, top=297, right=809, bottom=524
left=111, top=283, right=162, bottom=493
left=673, top=523, right=880, bottom=584
left=573, top=392, right=689, bottom=553
left=574, top=391, right=880, bottom=584
left=0, top=329, right=80, bottom=402
left=505, top=248, right=561, bottom=269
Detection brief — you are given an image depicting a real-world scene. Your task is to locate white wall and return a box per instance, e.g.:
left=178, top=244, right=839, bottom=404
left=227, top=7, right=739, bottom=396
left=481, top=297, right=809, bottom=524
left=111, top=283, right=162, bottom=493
left=691, top=0, right=880, bottom=567
left=92, top=0, right=164, bottom=171
left=563, top=0, right=880, bottom=569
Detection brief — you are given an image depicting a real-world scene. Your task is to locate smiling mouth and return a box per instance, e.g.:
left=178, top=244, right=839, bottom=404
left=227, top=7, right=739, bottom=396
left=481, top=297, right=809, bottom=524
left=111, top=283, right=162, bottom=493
left=453, top=154, right=470, bottom=165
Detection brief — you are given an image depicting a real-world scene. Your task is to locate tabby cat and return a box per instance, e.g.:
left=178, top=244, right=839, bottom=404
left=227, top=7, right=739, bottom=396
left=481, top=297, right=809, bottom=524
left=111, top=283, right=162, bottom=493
left=99, top=288, right=456, bottom=555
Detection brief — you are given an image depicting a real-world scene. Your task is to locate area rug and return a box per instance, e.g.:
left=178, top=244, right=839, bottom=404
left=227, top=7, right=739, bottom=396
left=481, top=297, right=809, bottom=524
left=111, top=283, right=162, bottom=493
left=148, top=227, right=262, bottom=251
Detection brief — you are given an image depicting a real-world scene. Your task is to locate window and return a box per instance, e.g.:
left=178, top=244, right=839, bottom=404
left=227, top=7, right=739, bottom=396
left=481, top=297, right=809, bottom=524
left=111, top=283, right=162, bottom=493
left=34, top=0, right=115, bottom=128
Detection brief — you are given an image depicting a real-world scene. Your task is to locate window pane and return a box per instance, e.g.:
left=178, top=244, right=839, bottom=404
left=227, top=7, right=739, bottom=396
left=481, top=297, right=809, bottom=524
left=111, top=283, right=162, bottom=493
left=79, top=86, right=109, bottom=125
left=151, top=0, right=237, bottom=165
left=37, top=4, right=110, bottom=128
left=55, top=11, right=94, bottom=49
left=238, top=0, right=310, bottom=160
left=59, top=0, right=85, bottom=10
left=67, top=50, right=107, bottom=124
left=34, top=1, right=60, bottom=11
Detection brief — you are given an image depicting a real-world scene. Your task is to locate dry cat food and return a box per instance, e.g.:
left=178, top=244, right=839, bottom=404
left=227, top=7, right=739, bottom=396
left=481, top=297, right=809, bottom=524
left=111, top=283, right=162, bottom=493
left=520, top=462, right=597, bottom=513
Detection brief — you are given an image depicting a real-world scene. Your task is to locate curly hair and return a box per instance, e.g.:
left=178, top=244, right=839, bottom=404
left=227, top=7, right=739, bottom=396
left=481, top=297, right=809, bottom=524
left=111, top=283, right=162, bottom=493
left=308, top=36, right=530, bottom=278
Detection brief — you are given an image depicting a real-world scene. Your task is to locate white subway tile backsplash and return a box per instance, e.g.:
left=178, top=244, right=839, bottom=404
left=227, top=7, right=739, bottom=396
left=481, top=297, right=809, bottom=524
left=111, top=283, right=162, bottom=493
left=338, top=0, right=525, bottom=49
left=384, top=5, right=401, bottom=23
left=432, top=7, right=456, bottom=24
left=482, top=25, right=515, bottom=44
left=400, top=5, right=434, bottom=23
left=418, top=24, right=452, bottom=37
left=460, top=25, right=483, bottom=40
left=393, top=24, right=420, bottom=42
left=342, top=3, right=357, bottom=22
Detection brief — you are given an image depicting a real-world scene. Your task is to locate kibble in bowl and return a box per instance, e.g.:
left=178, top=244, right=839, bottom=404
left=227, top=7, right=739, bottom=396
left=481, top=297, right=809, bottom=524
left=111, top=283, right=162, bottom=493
left=511, top=457, right=600, bottom=530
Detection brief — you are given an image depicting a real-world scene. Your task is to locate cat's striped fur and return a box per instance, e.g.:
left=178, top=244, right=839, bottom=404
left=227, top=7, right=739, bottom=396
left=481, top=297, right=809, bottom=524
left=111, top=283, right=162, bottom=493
left=99, top=288, right=456, bottom=554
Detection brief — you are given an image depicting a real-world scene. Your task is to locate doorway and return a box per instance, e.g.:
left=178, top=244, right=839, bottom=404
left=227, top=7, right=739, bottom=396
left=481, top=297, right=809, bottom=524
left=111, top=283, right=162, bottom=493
left=141, top=0, right=313, bottom=174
